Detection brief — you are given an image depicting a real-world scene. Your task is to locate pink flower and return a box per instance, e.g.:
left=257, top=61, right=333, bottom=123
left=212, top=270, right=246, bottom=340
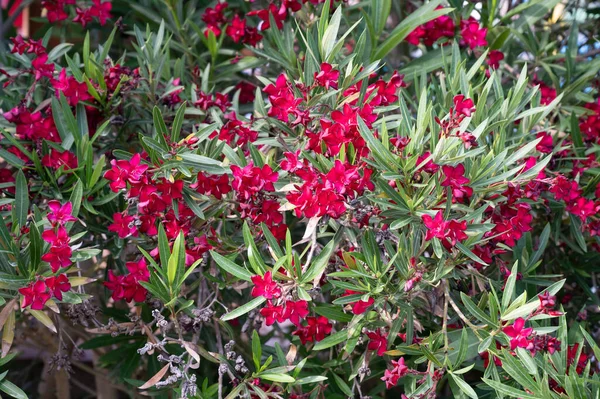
left=381, top=358, right=409, bottom=389
left=452, top=95, right=475, bottom=117
left=108, top=212, right=137, bottom=238
left=503, top=317, right=533, bottom=350
left=45, top=274, right=71, bottom=301
left=460, top=17, right=487, bottom=49
left=52, top=69, right=92, bottom=106
left=19, top=280, right=51, bottom=310
left=104, top=153, right=149, bottom=192
left=441, top=164, right=473, bottom=201
left=251, top=271, right=281, bottom=299
left=283, top=300, right=309, bottom=326
left=47, top=201, right=77, bottom=226
left=422, top=211, right=448, bottom=241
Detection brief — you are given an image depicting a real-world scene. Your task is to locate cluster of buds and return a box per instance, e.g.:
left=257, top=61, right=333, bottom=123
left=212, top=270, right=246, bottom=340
left=224, top=340, right=249, bottom=374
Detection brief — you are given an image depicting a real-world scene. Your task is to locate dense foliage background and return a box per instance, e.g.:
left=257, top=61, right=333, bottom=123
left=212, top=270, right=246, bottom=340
left=0, top=0, right=600, bottom=398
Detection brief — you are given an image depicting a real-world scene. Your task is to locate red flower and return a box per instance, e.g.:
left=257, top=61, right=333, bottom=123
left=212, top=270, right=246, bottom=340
left=42, top=0, right=74, bottom=23
left=192, top=172, right=231, bottom=199
left=416, top=152, right=440, bottom=174
left=314, top=63, right=339, bottom=90
left=45, top=274, right=71, bottom=301
left=73, top=7, right=94, bottom=27
left=104, top=153, right=149, bottom=192
left=446, top=220, right=468, bottom=246
left=292, top=316, right=332, bottom=344
left=538, top=82, right=557, bottom=105
left=205, top=24, right=221, bottom=38
left=344, top=290, right=374, bottom=314
left=452, top=95, right=475, bottom=117
left=231, top=163, right=278, bottom=200
left=42, top=149, right=78, bottom=171
left=104, top=260, right=149, bottom=303
left=549, top=175, right=581, bottom=202
left=108, top=212, right=137, bottom=238
left=260, top=301, right=284, bottom=326
left=41, top=245, right=72, bottom=272
left=503, top=317, right=533, bottom=351
left=441, top=164, right=473, bottom=201
left=487, top=50, right=504, bottom=69
left=535, top=132, right=553, bottom=153
left=366, top=329, right=388, bottom=356
left=251, top=271, right=281, bottom=299
left=52, top=69, right=92, bottom=106
left=283, top=300, right=309, bottom=326
left=248, top=3, right=287, bottom=31
left=226, top=15, right=246, bottom=43
left=31, top=54, right=55, bottom=81
left=89, top=0, right=112, bottom=25
left=201, top=1, right=228, bottom=26
left=19, top=280, right=51, bottom=310
left=42, top=225, right=70, bottom=246
left=422, top=211, right=447, bottom=241
left=460, top=17, right=487, bottom=49
left=47, top=201, right=77, bottom=226
left=567, top=197, right=599, bottom=222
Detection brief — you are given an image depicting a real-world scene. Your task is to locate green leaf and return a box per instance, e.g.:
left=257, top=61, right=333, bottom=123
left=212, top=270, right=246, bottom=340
left=252, top=330, right=262, bottom=370
left=14, top=171, right=28, bottom=228
left=243, top=222, right=267, bottom=275
left=210, top=251, right=253, bottom=282
left=460, top=293, right=496, bottom=327
left=300, top=240, right=335, bottom=284
left=321, top=6, right=342, bottom=60
left=331, top=372, right=353, bottom=397
left=167, top=231, right=185, bottom=287
left=259, top=373, right=295, bottom=383
left=482, top=378, right=537, bottom=398
left=453, top=328, right=469, bottom=370
left=158, top=224, right=170, bottom=272
left=449, top=373, right=478, bottom=399
left=295, top=375, right=328, bottom=385
left=313, top=329, right=348, bottom=351
left=171, top=101, right=187, bottom=142
left=0, top=379, right=28, bottom=399
left=455, top=242, right=488, bottom=266
left=502, top=262, right=519, bottom=310
left=221, top=297, right=266, bottom=321
left=29, top=222, right=42, bottom=273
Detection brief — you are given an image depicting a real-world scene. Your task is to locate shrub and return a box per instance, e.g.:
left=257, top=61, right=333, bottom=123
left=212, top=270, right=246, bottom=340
left=0, top=0, right=599, bottom=398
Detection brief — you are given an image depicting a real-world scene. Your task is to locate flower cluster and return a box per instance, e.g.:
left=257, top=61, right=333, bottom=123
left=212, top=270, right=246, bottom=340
left=202, top=2, right=262, bottom=46
left=104, top=259, right=150, bottom=303
left=42, top=0, right=112, bottom=26
left=18, top=274, right=71, bottom=310
left=41, top=201, right=77, bottom=272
